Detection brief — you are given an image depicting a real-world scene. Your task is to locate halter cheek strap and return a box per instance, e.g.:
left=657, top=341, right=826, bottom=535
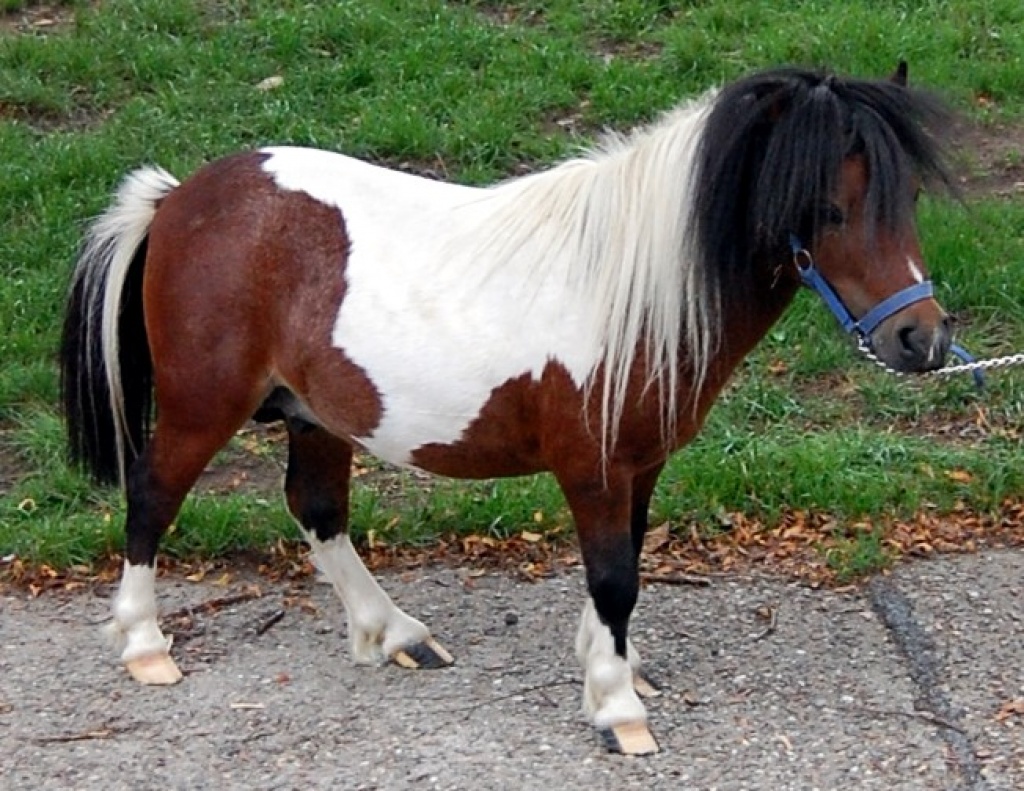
left=788, top=235, right=984, bottom=386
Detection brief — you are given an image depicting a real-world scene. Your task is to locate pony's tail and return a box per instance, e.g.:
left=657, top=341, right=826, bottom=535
left=60, top=166, right=180, bottom=487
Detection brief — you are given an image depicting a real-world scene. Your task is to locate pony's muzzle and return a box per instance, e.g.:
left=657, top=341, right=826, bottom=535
left=873, top=309, right=952, bottom=372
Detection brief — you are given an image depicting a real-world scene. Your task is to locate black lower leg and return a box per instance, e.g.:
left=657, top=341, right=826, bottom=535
left=586, top=537, right=639, bottom=657
left=629, top=463, right=664, bottom=562
left=123, top=453, right=188, bottom=567
left=284, top=418, right=353, bottom=543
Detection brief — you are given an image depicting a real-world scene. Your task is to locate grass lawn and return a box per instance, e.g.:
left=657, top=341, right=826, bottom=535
left=1, top=0, right=1022, bottom=577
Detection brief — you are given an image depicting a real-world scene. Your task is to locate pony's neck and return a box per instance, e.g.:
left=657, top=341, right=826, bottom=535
left=494, top=97, right=717, bottom=442
left=688, top=264, right=802, bottom=427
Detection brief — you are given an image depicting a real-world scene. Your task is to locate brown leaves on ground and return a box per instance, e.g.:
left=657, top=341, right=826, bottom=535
left=995, top=699, right=1024, bottom=723
left=2, top=500, right=1023, bottom=596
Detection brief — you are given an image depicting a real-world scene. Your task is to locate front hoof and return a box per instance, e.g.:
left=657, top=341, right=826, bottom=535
left=599, top=721, right=660, bottom=755
left=125, top=652, right=183, bottom=685
left=390, top=637, right=454, bottom=669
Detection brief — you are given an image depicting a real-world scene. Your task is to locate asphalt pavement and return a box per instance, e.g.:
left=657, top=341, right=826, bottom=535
left=1, top=549, right=1021, bottom=790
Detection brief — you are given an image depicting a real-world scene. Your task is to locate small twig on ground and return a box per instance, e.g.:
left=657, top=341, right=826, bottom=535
left=431, top=679, right=580, bottom=715
left=754, top=606, right=779, bottom=641
left=162, top=588, right=262, bottom=621
left=640, top=572, right=711, bottom=587
left=254, top=609, right=285, bottom=636
left=34, top=726, right=124, bottom=744
left=848, top=705, right=966, bottom=734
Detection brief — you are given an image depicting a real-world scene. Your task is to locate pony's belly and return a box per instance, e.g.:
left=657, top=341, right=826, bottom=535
left=361, top=432, right=545, bottom=480
left=349, top=370, right=546, bottom=478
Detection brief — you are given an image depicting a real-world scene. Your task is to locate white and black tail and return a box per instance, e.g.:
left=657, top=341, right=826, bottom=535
left=60, top=167, right=179, bottom=487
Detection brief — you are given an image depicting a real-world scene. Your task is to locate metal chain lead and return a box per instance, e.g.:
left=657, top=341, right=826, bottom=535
left=855, top=338, right=1024, bottom=378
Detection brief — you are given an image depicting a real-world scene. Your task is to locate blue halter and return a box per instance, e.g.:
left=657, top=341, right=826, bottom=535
left=789, top=235, right=984, bottom=387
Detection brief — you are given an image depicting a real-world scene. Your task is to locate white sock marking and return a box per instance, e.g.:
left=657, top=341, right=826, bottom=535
left=307, top=534, right=430, bottom=664
left=575, top=599, right=647, bottom=728
left=110, top=562, right=171, bottom=662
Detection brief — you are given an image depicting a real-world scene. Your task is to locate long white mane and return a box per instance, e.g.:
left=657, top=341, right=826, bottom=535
left=467, top=92, right=718, bottom=453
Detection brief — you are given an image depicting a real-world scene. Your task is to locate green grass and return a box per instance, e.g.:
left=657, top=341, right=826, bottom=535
left=1, top=0, right=1023, bottom=577
left=824, top=527, right=896, bottom=584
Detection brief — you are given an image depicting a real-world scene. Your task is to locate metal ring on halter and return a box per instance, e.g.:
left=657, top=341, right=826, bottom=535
left=792, top=246, right=814, bottom=273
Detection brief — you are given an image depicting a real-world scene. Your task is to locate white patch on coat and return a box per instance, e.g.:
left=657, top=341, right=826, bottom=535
left=907, top=256, right=925, bottom=284
left=108, top=561, right=172, bottom=662
left=260, top=96, right=712, bottom=465
left=262, top=148, right=600, bottom=463
left=306, top=533, right=430, bottom=664
left=575, top=598, right=648, bottom=727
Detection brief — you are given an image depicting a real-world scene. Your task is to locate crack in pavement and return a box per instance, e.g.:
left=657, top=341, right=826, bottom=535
left=868, top=577, right=988, bottom=791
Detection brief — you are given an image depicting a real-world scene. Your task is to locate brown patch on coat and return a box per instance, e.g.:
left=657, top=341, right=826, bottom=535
left=143, top=151, right=383, bottom=445
left=410, top=259, right=800, bottom=488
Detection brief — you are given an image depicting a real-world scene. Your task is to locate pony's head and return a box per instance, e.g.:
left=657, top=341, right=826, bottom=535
left=693, top=62, right=956, bottom=372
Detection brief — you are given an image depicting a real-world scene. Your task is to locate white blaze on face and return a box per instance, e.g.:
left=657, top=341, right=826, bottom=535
left=260, top=147, right=603, bottom=467
left=903, top=256, right=947, bottom=365
left=907, top=256, right=925, bottom=284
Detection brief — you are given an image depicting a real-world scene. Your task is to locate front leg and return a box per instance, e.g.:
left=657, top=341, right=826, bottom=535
left=627, top=461, right=666, bottom=698
left=559, top=467, right=659, bottom=755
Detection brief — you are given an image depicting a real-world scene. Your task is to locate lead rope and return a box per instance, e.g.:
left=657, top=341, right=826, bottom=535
left=855, top=338, right=1024, bottom=382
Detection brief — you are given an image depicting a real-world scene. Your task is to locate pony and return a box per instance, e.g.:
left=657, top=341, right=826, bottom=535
left=60, top=63, right=957, bottom=755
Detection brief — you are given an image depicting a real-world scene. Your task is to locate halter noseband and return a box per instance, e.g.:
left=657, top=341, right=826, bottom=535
left=789, top=235, right=983, bottom=386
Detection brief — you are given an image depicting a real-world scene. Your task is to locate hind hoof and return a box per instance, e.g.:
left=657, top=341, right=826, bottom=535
left=599, top=721, right=660, bottom=756
left=391, top=637, right=454, bottom=669
left=633, top=670, right=662, bottom=699
left=125, top=653, right=183, bottom=685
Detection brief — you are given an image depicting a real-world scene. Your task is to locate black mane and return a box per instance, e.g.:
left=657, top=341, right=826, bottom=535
left=690, top=66, right=956, bottom=293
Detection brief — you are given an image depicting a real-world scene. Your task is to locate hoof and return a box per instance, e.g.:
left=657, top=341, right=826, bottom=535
left=633, top=671, right=661, bottom=699
left=599, top=721, right=660, bottom=756
left=125, top=653, right=183, bottom=685
left=391, top=637, right=454, bottom=669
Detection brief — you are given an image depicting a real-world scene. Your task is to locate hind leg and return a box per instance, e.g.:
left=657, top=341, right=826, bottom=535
left=109, top=415, right=245, bottom=684
left=284, top=418, right=452, bottom=668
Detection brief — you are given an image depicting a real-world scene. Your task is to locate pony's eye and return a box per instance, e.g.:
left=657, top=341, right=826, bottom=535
left=821, top=203, right=845, bottom=225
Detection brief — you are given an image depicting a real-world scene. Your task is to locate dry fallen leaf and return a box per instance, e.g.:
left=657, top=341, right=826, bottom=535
left=995, top=698, right=1024, bottom=722
left=643, top=522, right=672, bottom=554
left=256, top=75, right=284, bottom=91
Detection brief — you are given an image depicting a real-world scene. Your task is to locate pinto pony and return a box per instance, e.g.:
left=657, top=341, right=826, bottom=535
left=61, top=65, right=956, bottom=754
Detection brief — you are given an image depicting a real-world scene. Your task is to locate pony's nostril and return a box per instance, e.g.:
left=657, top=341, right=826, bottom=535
left=898, top=324, right=918, bottom=354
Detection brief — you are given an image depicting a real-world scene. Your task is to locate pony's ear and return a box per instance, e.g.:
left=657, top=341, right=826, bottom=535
left=891, top=60, right=909, bottom=87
